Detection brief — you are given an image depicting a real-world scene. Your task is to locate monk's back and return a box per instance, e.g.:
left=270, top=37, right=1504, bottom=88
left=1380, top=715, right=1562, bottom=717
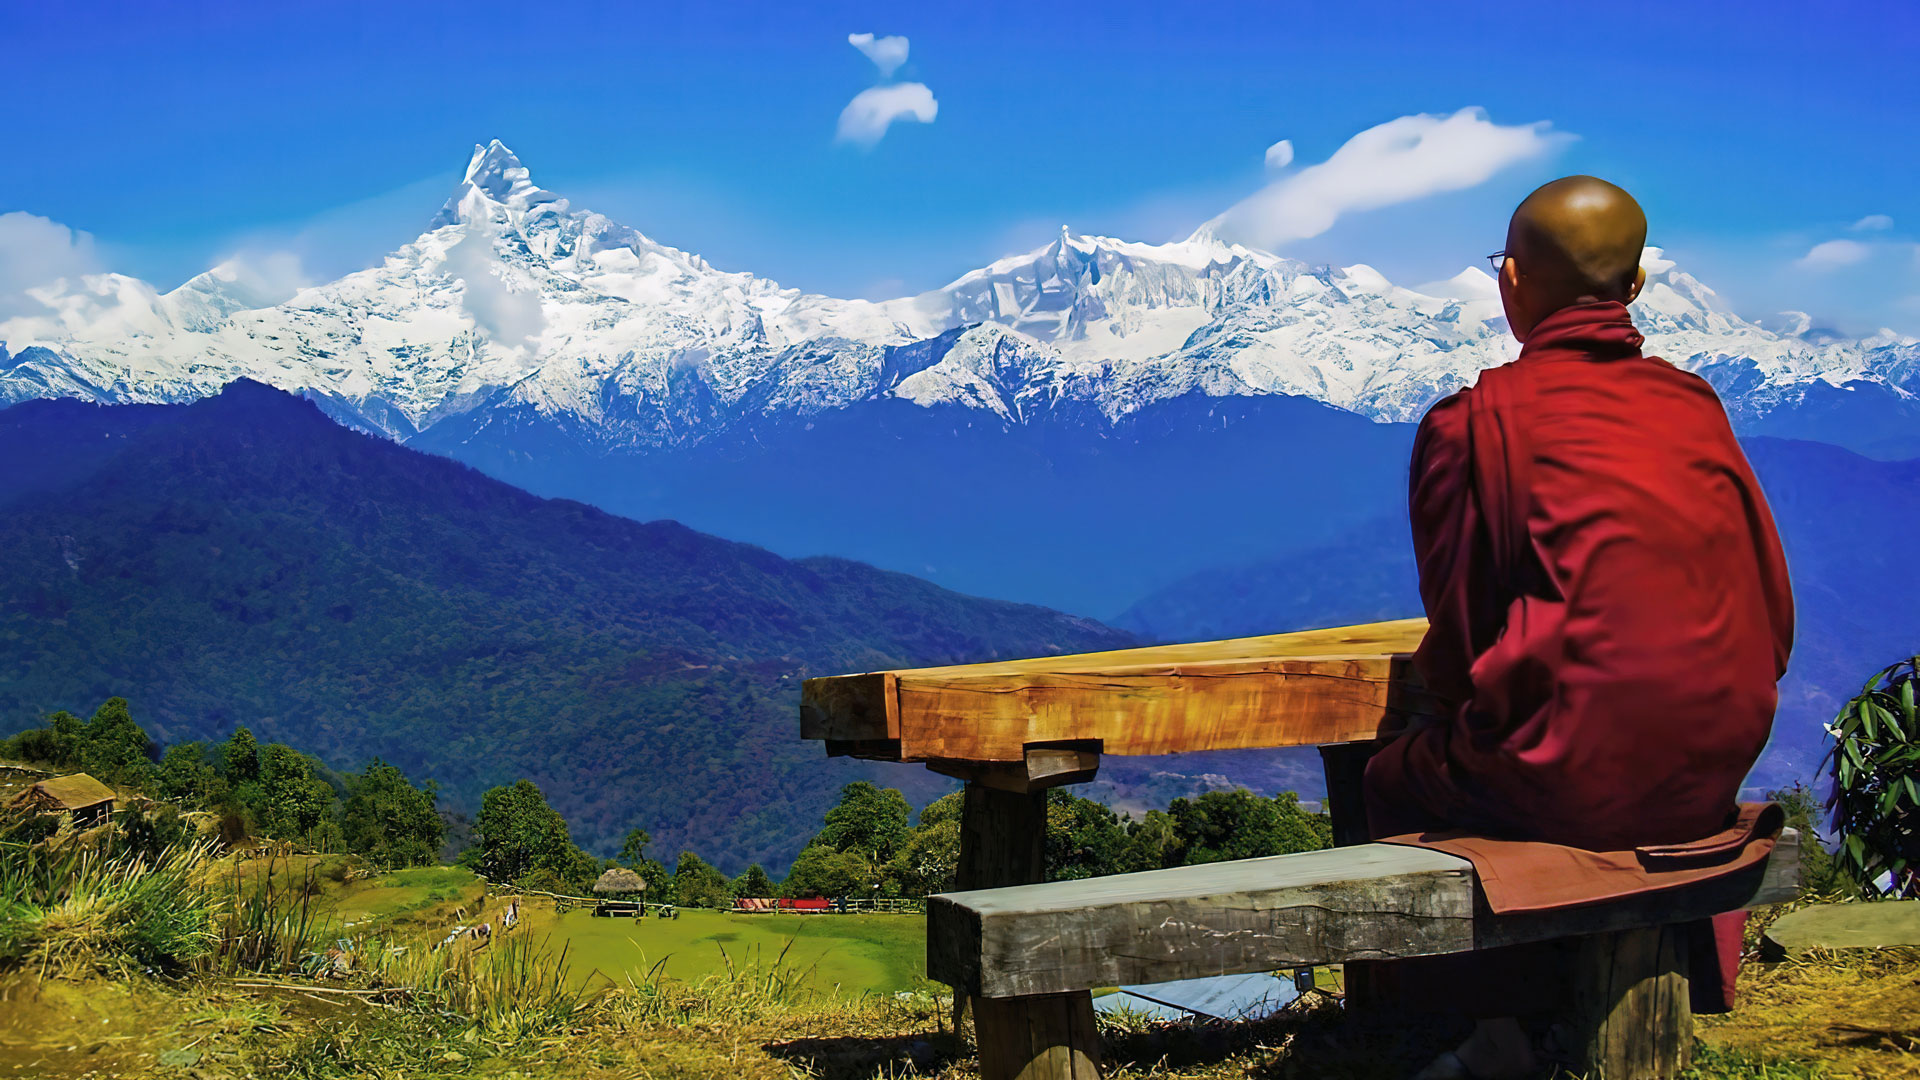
left=1518, top=350, right=1788, bottom=842
left=1377, top=301, right=1796, bottom=852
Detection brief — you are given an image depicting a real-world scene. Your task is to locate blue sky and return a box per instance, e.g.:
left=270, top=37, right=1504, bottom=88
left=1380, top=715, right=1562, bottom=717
left=4, top=0, right=1917, bottom=333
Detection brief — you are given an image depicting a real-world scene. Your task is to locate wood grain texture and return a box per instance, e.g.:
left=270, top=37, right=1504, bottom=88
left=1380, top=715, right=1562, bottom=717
left=972, top=993, right=1101, bottom=1080
left=801, top=617, right=1434, bottom=763
left=954, top=782, right=1104, bottom=1080
left=1567, top=926, right=1693, bottom=1079
left=930, top=844, right=1476, bottom=999
left=929, top=832, right=1802, bottom=999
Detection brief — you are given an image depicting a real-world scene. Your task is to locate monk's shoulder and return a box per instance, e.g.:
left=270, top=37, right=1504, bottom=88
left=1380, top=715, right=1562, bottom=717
left=1421, top=383, right=1474, bottom=427
left=1413, top=387, right=1472, bottom=462
left=1638, top=353, right=1737, bottom=409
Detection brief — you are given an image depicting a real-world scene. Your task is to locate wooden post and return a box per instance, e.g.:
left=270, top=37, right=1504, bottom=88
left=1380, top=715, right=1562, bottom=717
left=1566, top=926, right=1693, bottom=1079
left=956, top=773, right=1102, bottom=1080
left=1318, top=742, right=1382, bottom=1012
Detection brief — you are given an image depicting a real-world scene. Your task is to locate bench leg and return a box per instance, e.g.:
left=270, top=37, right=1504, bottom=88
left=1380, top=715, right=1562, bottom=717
left=1318, top=743, right=1384, bottom=1014
left=956, top=780, right=1103, bottom=1080
left=974, top=992, right=1101, bottom=1080
left=1567, top=926, right=1693, bottom=1079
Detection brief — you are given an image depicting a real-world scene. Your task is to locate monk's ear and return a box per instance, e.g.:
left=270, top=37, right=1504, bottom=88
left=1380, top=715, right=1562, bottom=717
left=1625, top=266, right=1646, bottom=305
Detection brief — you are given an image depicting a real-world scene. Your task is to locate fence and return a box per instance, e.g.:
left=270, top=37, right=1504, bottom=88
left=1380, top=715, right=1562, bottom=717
left=732, top=896, right=924, bottom=914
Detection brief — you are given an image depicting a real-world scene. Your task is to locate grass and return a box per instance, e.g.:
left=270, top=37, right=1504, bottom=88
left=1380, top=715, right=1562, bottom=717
left=4, top=837, right=1912, bottom=1080
left=0, top=832, right=215, bottom=977
left=514, top=904, right=928, bottom=994
left=322, top=865, right=485, bottom=931
left=5, top=935, right=1914, bottom=1080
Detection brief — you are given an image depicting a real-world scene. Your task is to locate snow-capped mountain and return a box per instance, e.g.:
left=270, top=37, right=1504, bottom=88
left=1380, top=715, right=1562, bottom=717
left=3, top=140, right=1914, bottom=454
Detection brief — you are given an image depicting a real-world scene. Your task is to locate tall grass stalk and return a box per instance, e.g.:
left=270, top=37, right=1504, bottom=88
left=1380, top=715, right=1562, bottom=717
left=360, top=930, right=592, bottom=1040
left=210, top=851, right=334, bottom=974
left=0, top=830, right=215, bottom=976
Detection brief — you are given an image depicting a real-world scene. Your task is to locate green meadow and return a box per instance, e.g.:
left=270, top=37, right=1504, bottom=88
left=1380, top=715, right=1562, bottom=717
left=519, top=905, right=927, bottom=994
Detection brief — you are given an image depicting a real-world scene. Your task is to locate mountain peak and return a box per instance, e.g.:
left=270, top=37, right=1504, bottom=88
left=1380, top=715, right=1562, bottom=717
left=464, top=139, right=528, bottom=190
left=429, top=139, right=560, bottom=229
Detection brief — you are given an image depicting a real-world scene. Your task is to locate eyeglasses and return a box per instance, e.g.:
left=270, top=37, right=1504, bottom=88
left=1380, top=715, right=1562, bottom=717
left=1486, top=250, right=1509, bottom=273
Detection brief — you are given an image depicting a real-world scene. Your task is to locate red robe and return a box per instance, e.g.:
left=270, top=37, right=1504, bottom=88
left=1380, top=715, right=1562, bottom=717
left=1361, top=300, right=1794, bottom=1015
left=1367, top=300, right=1794, bottom=850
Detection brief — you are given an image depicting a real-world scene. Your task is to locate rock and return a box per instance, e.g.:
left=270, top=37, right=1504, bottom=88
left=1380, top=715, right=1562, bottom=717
left=1761, top=900, right=1920, bottom=959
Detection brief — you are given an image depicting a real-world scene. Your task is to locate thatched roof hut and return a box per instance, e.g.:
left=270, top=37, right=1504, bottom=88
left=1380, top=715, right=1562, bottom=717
left=8, top=773, right=117, bottom=824
left=593, top=867, right=647, bottom=895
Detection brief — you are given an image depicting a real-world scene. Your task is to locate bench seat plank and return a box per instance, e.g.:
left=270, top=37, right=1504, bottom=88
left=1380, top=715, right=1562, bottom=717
left=802, top=617, right=1436, bottom=762
left=930, top=832, right=1801, bottom=999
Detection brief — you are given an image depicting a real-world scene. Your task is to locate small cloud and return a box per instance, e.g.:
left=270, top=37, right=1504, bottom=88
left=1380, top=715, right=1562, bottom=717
left=836, top=83, right=938, bottom=149
left=848, top=32, right=909, bottom=79
left=1203, top=107, right=1571, bottom=251
left=1263, top=139, right=1294, bottom=171
left=203, top=249, right=311, bottom=309
left=1797, top=238, right=1872, bottom=271
left=443, top=228, right=545, bottom=349
left=0, top=211, right=105, bottom=320
left=1850, top=214, right=1894, bottom=232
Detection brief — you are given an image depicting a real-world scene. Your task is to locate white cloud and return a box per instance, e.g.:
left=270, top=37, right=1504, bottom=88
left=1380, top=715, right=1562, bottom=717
left=201, top=250, right=311, bottom=309
left=1204, top=107, right=1571, bottom=251
left=848, top=32, right=909, bottom=78
left=1797, top=238, right=1873, bottom=271
left=443, top=229, right=545, bottom=349
left=1850, top=214, right=1894, bottom=232
left=1263, top=139, right=1294, bottom=171
left=836, top=83, right=938, bottom=148
left=0, top=211, right=106, bottom=320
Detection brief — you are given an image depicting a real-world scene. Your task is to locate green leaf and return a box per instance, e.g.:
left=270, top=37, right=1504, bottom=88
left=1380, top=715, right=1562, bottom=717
left=1905, top=775, right=1920, bottom=805
left=1845, top=738, right=1868, bottom=771
left=1902, top=678, right=1917, bottom=725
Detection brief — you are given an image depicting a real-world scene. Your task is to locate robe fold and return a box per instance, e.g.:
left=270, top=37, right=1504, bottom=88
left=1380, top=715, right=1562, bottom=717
left=1361, top=299, right=1795, bottom=1014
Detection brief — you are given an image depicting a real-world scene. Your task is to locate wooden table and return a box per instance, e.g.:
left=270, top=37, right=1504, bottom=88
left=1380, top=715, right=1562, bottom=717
left=799, top=617, right=1436, bottom=1077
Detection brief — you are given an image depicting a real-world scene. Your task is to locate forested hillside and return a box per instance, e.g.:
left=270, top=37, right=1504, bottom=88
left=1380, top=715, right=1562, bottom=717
left=0, top=383, right=1132, bottom=870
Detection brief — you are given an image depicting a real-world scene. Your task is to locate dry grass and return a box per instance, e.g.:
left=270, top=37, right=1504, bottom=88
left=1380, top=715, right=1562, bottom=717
left=1697, top=946, right=1920, bottom=1079
left=6, top=915, right=1917, bottom=1080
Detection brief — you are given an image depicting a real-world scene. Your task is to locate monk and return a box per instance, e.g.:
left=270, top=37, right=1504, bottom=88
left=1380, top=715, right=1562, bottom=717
left=1363, top=176, right=1795, bottom=1079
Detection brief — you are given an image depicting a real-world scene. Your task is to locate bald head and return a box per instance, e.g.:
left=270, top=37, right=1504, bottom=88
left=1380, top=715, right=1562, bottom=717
left=1506, top=176, right=1648, bottom=311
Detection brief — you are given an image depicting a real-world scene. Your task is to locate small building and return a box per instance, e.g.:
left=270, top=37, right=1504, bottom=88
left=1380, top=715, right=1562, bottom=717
left=592, top=867, right=647, bottom=896
left=591, top=867, right=648, bottom=918
left=8, top=773, right=118, bottom=826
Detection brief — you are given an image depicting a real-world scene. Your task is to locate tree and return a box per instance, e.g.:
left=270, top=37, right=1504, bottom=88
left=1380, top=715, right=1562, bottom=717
left=258, top=742, right=334, bottom=842
left=619, top=828, right=652, bottom=868
left=812, top=781, right=912, bottom=864
left=154, top=742, right=228, bottom=809
left=1120, top=809, right=1179, bottom=872
left=732, top=863, right=776, bottom=898
left=0, top=709, right=83, bottom=768
left=672, top=851, right=733, bottom=908
left=77, top=697, right=153, bottom=786
left=1045, top=789, right=1130, bottom=880
left=341, top=759, right=444, bottom=868
left=1824, top=655, right=1920, bottom=898
left=474, top=779, right=597, bottom=891
left=886, top=791, right=962, bottom=897
left=782, top=845, right=875, bottom=899
left=1165, top=788, right=1330, bottom=866
left=1767, top=781, right=1849, bottom=898
left=222, top=726, right=261, bottom=784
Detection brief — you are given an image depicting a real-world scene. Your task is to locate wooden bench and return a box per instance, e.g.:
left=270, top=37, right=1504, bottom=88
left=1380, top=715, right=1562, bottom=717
left=800, top=617, right=1802, bottom=1080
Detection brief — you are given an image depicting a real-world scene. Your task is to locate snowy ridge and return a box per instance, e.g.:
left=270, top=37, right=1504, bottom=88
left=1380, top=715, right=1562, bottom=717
left=2, top=140, right=1913, bottom=450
